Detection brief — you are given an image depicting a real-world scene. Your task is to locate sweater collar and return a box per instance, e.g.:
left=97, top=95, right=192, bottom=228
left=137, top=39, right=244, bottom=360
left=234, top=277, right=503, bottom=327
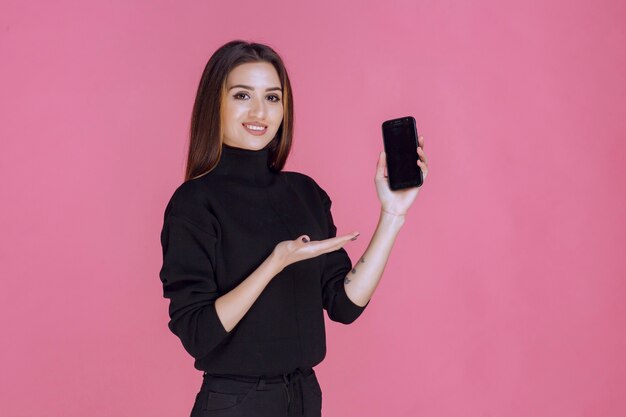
left=213, top=142, right=274, bottom=185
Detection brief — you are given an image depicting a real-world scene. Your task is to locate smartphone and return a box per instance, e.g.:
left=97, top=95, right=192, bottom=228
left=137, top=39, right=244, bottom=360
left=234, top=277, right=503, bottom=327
left=381, top=116, right=423, bottom=190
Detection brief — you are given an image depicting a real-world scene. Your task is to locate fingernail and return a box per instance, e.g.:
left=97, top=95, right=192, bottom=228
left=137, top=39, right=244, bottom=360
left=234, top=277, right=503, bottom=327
left=350, top=233, right=360, bottom=241
left=302, top=237, right=309, bottom=243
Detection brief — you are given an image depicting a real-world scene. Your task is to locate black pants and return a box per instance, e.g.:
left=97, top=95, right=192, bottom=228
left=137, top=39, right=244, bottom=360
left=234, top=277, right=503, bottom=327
left=190, top=367, right=322, bottom=417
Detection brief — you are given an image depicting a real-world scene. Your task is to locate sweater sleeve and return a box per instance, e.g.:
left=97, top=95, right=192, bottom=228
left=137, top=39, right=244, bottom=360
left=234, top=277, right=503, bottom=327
left=158, top=191, right=229, bottom=359
left=316, top=183, right=370, bottom=324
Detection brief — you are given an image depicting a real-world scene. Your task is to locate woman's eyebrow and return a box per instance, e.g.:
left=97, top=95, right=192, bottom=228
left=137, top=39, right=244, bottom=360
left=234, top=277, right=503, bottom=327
left=228, top=84, right=282, bottom=92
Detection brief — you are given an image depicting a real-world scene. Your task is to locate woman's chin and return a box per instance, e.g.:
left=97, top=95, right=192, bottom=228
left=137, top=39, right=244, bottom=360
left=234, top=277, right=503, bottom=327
left=224, top=138, right=272, bottom=151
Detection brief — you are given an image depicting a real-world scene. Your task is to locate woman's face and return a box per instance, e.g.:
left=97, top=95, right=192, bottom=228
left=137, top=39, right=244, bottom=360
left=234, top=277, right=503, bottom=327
left=221, top=62, right=284, bottom=150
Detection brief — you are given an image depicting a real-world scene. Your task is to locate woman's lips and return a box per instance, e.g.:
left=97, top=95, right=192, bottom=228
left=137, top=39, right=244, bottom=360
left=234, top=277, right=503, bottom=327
left=242, top=123, right=267, bottom=136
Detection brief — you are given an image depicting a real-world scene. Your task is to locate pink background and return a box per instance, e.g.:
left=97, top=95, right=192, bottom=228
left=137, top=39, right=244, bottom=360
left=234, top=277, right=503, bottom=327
left=1, top=1, right=625, bottom=416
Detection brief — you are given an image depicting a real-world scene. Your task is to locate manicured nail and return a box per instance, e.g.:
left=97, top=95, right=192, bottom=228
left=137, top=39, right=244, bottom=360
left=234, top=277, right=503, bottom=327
left=302, top=237, right=309, bottom=243
left=350, top=233, right=360, bottom=241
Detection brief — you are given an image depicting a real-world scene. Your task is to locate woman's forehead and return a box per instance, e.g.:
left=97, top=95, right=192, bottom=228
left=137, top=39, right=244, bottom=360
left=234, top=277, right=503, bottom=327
left=227, top=62, right=281, bottom=88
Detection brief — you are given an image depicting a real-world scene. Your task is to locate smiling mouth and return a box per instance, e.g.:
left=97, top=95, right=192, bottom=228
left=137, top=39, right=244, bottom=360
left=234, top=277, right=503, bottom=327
left=243, top=123, right=267, bottom=131
left=242, top=123, right=268, bottom=135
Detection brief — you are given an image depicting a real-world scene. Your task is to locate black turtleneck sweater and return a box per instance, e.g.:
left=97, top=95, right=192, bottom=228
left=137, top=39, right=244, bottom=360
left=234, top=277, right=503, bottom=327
left=159, top=143, right=369, bottom=376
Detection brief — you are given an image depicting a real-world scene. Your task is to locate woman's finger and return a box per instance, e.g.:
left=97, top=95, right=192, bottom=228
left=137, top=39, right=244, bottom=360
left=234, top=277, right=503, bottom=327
left=288, top=234, right=310, bottom=251
left=376, top=151, right=386, bottom=179
left=417, top=147, right=428, bottom=165
left=308, top=233, right=359, bottom=254
left=418, top=160, right=428, bottom=179
left=322, top=233, right=359, bottom=247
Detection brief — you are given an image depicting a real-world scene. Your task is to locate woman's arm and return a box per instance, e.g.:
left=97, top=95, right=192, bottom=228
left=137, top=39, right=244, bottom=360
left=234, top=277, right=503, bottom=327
left=343, top=134, right=429, bottom=307
left=215, top=231, right=360, bottom=332
left=342, top=210, right=405, bottom=307
left=214, top=254, right=282, bottom=333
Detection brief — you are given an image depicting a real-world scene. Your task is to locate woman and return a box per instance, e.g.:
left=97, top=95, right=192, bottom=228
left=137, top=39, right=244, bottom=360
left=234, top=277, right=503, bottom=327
left=159, top=40, right=429, bottom=417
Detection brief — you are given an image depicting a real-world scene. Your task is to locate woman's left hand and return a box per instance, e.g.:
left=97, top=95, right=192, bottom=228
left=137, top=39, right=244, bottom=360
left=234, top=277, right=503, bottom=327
left=375, top=135, right=429, bottom=216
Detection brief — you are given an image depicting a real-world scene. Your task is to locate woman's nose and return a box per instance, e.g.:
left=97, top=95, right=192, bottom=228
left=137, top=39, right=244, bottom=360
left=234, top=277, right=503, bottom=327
left=249, top=97, right=266, bottom=118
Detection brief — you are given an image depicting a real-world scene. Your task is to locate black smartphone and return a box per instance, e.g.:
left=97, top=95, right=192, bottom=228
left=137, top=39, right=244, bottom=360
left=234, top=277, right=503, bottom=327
left=381, top=116, right=423, bottom=190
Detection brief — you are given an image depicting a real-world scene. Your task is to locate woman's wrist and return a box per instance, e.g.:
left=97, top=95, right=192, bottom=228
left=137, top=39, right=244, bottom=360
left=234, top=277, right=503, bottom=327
left=267, top=251, right=286, bottom=275
left=379, top=208, right=406, bottom=229
left=381, top=207, right=406, bottom=217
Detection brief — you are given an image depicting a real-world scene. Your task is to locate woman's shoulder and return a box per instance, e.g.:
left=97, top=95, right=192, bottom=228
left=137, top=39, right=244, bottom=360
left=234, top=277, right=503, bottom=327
left=162, top=177, right=218, bottom=230
left=280, top=171, right=331, bottom=204
left=281, top=170, right=321, bottom=190
left=167, top=177, right=209, bottom=207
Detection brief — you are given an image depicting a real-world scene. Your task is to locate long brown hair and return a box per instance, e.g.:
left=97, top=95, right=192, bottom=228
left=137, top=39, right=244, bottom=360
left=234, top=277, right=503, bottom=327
left=185, top=40, right=294, bottom=181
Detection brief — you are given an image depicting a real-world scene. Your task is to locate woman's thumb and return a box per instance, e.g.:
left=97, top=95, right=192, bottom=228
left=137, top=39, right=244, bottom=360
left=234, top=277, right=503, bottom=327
left=299, top=234, right=310, bottom=243
left=376, top=151, right=386, bottom=178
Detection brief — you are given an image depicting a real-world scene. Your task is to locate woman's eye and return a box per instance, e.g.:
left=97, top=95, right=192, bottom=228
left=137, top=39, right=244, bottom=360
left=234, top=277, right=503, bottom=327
left=233, top=92, right=281, bottom=102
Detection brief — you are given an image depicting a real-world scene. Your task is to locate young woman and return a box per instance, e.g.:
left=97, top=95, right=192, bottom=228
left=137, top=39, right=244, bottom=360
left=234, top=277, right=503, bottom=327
left=159, top=40, right=429, bottom=417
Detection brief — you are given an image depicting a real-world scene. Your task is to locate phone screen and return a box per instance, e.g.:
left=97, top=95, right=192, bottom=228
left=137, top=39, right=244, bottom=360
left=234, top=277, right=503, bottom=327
left=382, top=116, right=422, bottom=190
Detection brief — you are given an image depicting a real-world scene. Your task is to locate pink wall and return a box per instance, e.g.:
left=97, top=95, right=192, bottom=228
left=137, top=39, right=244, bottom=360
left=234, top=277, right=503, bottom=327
left=1, top=0, right=625, bottom=416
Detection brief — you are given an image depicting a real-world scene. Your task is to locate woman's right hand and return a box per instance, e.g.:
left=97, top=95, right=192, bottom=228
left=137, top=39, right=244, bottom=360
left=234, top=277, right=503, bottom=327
left=271, top=232, right=360, bottom=272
